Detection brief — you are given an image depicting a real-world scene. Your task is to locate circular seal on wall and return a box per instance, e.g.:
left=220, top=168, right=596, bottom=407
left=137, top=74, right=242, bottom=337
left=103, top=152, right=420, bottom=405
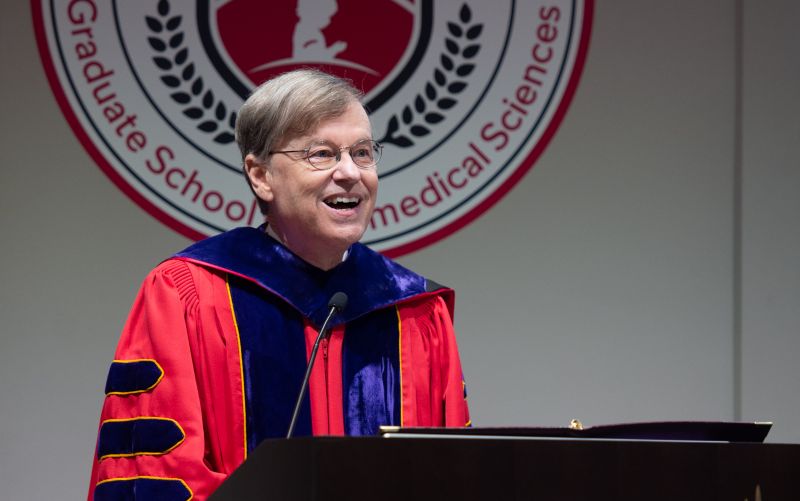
left=33, top=0, right=593, bottom=256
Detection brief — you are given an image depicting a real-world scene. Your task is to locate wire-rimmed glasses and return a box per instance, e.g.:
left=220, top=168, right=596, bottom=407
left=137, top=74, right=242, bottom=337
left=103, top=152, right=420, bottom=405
left=269, top=139, right=383, bottom=170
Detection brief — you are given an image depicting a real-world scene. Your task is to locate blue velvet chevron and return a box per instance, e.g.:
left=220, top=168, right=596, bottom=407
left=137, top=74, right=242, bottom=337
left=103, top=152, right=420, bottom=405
left=97, top=418, right=184, bottom=460
left=94, top=477, right=191, bottom=501
left=105, top=360, right=163, bottom=395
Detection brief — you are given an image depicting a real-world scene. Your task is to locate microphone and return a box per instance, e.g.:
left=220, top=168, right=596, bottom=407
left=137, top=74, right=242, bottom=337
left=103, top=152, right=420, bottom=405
left=286, top=292, right=348, bottom=438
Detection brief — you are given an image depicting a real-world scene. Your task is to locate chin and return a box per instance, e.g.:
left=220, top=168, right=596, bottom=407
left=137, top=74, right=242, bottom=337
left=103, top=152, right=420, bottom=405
left=325, top=225, right=367, bottom=248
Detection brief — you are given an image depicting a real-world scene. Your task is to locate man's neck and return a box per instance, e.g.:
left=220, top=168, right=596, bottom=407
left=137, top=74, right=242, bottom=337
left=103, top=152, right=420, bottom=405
left=265, top=225, right=349, bottom=271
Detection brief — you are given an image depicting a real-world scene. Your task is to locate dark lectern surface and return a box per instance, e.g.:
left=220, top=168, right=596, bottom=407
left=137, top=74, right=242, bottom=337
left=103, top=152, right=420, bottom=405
left=210, top=435, right=800, bottom=501
left=381, top=420, right=773, bottom=443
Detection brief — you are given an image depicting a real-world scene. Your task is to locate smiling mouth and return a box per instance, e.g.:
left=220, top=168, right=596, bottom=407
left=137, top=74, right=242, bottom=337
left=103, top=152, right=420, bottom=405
left=324, top=196, right=361, bottom=210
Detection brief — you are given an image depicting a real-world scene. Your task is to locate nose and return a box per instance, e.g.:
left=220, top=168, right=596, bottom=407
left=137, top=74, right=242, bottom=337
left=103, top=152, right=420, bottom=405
left=331, top=151, right=361, bottom=182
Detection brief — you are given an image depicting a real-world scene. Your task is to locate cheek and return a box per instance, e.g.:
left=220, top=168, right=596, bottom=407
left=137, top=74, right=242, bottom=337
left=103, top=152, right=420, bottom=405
left=300, top=172, right=332, bottom=196
left=279, top=174, right=319, bottom=204
left=364, top=173, right=379, bottom=198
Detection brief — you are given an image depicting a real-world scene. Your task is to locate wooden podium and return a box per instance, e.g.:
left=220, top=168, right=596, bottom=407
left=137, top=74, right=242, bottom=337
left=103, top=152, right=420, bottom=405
left=209, top=433, right=800, bottom=500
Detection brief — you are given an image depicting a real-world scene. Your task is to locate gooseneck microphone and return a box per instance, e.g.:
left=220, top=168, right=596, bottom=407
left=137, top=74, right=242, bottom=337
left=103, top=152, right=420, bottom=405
left=286, top=292, right=348, bottom=438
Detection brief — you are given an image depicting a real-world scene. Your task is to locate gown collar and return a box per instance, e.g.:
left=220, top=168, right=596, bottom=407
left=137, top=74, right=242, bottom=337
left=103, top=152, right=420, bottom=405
left=173, top=226, right=434, bottom=327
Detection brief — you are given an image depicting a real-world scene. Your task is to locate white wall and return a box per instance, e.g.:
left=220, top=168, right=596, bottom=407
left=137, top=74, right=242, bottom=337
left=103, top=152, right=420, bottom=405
left=1, top=1, right=797, bottom=499
left=406, top=1, right=739, bottom=428
left=740, top=0, right=800, bottom=437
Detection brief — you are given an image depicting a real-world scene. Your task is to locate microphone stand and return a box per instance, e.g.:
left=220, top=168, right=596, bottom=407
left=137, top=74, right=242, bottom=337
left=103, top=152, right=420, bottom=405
left=286, top=292, right=347, bottom=438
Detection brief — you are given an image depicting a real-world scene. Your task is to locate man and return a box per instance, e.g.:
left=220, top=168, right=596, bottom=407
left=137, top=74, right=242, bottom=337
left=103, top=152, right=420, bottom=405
left=88, top=69, right=469, bottom=501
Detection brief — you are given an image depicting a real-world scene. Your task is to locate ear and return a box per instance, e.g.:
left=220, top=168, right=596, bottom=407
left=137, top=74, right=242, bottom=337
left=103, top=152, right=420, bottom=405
left=244, top=154, right=274, bottom=203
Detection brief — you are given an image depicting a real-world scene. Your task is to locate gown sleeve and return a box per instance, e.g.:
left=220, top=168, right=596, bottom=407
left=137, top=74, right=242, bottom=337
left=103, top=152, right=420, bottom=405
left=87, top=260, right=238, bottom=501
left=399, top=293, right=471, bottom=428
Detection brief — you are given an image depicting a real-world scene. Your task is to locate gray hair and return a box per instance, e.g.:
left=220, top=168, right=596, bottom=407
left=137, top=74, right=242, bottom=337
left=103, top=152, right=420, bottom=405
left=235, top=68, right=364, bottom=163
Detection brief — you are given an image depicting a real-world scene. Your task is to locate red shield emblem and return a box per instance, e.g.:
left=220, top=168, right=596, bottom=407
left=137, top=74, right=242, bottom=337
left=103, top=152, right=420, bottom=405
left=199, top=0, right=431, bottom=110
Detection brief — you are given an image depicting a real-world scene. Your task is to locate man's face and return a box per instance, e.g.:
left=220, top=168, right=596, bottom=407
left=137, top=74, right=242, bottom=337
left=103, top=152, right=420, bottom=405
left=248, top=101, right=378, bottom=266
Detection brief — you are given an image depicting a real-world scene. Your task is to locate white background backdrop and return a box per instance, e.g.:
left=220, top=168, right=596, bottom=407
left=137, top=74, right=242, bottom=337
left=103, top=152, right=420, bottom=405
left=1, top=1, right=798, bottom=499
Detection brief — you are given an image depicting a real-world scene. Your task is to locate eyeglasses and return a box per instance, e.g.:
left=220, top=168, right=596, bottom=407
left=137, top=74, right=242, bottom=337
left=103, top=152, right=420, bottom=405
left=269, top=139, right=383, bottom=170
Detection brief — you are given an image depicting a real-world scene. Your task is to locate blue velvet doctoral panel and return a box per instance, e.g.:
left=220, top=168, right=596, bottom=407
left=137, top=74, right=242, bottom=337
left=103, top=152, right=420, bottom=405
left=342, top=307, right=402, bottom=435
left=228, top=276, right=403, bottom=445
left=227, top=275, right=313, bottom=449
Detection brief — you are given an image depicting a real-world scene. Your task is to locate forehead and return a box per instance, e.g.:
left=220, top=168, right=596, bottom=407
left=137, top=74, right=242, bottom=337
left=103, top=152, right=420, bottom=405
left=295, top=102, right=371, bottom=144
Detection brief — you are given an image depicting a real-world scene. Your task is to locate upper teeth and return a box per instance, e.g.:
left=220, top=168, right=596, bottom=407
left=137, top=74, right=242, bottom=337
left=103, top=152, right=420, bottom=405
left=329, top=197, right=358, bottom=204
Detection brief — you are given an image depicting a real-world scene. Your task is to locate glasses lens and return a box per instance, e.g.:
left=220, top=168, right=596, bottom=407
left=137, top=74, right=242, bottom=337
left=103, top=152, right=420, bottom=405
left=306, top=142, right=338, bottom=169
left=351, top=140, right=382, bottom=169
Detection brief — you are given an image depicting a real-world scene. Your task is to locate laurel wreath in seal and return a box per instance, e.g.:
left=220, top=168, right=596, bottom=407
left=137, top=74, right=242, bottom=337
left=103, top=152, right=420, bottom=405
left=377, top=4, right=483, bottom=148
left=145, top=0, right=237, bottom=145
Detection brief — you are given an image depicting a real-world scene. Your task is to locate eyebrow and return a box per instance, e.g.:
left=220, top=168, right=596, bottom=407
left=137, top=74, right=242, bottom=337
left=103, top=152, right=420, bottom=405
left=304, top=137, right=374, bottom=146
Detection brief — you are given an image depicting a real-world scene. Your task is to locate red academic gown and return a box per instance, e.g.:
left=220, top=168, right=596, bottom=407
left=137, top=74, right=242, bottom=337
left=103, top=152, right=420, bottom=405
left=88, top=228, right=470, bottom=500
